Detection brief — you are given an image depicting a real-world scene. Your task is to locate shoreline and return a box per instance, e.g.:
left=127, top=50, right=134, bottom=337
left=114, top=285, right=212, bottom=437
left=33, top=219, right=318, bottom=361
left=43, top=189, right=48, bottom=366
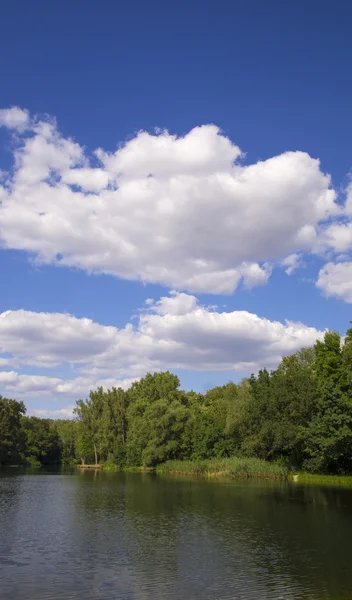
left=97, top=459, right=352, bottom=486
left=3, top=461, right=352, bottom=487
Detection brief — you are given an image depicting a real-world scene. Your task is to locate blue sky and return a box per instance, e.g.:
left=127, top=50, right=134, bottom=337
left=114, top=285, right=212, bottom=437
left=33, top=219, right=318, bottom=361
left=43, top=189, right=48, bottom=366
left=1, top=0, right=352, bottom=417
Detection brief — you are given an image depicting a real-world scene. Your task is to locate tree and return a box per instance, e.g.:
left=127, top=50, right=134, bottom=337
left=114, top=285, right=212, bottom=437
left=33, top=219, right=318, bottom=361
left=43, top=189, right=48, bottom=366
left=225, top=379, right=254, bottom=451
left=21, top=417, right=62, bottom=465
left=239, top=368, right=275, bottom=459
left=74, top=387, right=105, bottom=464
left=126, top=372, right=190, bottom=466
left=100, top=387, right=128, bottom=465
left=127, top=372, right=181, bottom=414
left=74, top=421, right=94, bottom=465
left=268, top=348, right=317, bottom=466
left=299, top=330, right=352, bottom=473
left=0, top=396, right=26, bottom=465
left=55, top=419, right=80, bottom=464
left=136, top=398, right=191, bottom=467
left=185, top=383, right=237, bottom=460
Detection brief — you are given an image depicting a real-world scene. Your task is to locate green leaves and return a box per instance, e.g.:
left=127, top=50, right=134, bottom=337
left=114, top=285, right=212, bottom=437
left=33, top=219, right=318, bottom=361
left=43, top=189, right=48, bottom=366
left=126, top=373, right=191, bottom=467
left=298, top=329, right=352, bottom=473
left=21, top=417, right=62, bottom=465
left=0, top=396, right=26, bottom=465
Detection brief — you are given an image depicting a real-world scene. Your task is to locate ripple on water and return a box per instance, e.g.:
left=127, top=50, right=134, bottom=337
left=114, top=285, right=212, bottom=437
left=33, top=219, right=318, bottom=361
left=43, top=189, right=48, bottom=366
left=0, top=472, right=351, bottom=599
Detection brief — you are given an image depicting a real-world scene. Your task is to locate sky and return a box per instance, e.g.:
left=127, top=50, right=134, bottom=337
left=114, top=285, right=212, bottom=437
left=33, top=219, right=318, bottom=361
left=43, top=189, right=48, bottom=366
left=1, top=0, right=352, bottom=418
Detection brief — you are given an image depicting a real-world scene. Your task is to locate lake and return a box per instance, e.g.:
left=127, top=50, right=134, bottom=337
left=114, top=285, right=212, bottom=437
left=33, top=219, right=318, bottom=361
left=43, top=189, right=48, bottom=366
left=0, top=469, right=352, bottom=599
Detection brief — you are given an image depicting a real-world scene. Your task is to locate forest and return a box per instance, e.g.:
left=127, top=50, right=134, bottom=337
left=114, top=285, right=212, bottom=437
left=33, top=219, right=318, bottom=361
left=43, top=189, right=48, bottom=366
left=1, top=326, right=352, bottom=475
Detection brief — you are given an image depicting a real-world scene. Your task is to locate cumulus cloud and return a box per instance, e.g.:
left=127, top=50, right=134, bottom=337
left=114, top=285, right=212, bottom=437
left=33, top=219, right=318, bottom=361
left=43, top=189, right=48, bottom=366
left=0, top=107, right=30, bottom=131
left=0, top=371, right=137, bottom=398
left=0, top=292, right=323, bottom=400
left=320, top=221, right=352, bottom=254
left=61, top=167, right=110, bottom=193
left=316, top=261, right=352, bottom=303
left=137, top=293, right=323, bottom=371
left=0, top=108, right=339, bottom=294
left=0, top=309, right=118, bottom=367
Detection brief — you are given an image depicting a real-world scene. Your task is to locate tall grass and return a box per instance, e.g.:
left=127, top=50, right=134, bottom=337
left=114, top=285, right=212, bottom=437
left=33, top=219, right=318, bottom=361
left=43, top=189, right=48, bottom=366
left=156, top=457, right=288, bottom=480
left=291, top=472, right=352, bottom=487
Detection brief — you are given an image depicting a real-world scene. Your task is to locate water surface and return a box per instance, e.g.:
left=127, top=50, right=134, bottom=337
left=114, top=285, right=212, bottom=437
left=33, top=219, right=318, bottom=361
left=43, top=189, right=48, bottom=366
left=0, top=469, right=351, bottom=599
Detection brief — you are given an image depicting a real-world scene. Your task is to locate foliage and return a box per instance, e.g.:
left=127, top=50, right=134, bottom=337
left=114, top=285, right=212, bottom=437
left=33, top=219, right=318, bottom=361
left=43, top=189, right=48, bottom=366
left=298, top=331, right=352, bottom=473
left=0, top=396, right=26, bottom=465
left=21, top=417, right=62, bottom=465
left=55, top=420, right=80, bottom=464
left=126, top=372, right=191, bottom=466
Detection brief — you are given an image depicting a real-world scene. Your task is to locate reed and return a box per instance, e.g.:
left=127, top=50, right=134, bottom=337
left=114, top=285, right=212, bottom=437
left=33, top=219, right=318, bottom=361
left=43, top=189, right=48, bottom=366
left=156, top=457, right=288, bottom=480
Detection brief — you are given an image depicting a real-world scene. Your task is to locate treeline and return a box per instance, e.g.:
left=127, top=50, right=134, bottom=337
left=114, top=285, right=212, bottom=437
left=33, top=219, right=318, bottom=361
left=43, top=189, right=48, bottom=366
left=1, top=326, right=352, bottom=474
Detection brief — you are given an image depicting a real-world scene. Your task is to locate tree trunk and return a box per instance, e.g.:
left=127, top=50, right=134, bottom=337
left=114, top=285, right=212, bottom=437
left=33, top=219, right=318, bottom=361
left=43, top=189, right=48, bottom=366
left=94, top=443, right=98, bottom=465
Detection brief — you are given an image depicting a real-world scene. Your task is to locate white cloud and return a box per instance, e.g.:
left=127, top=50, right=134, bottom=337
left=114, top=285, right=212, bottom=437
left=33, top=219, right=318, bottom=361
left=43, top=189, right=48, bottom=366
left=0, top=371, right=137, bottom=398
left=61, top=167, right=110, bottom=193
left=0, top=108, right=339, bottom=294
left=0, top=107, right=30, bottom=131
left=149, top=291, right=199, bottom=316
left=0, top=292, right=323, bottom=400
left=240, top=262, right=272, bottom=288
left=0, top=371, right=63, bottom=394
left=320, top=221, right=352, bottom=253
left=30, top=405, right=76, bottom=419
left=0, top=356, right=17, bottom=369
left=137, top=293, right=323, bottom=371
left=316, top=261, right=352, bottom=303
left=0, top=309, right=118, bottom=367
left=281, top=253, right=303, bottom=275
left=95, top=125, right=243, bottom=178
left=343, top=180, right=352, bottom=215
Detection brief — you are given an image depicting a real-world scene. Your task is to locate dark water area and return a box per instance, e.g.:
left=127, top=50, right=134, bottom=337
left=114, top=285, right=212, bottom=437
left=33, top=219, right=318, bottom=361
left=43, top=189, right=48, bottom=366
left=0, top=469, right=352, bottom=599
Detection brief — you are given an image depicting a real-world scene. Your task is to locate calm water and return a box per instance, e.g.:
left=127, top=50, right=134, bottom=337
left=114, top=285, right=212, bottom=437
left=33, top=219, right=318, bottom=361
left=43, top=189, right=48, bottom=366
left=0, top=470, right=352, bottom=600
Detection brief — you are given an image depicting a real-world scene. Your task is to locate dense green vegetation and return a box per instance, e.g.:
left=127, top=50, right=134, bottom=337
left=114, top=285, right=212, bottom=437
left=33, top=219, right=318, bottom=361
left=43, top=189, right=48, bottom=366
left=156, top=457, right=287, bottom=479
left=1, top=325, right=352, bottom=475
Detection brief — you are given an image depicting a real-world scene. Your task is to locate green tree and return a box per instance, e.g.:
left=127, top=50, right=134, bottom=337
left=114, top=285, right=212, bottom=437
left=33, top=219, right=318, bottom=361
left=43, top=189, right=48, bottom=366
left=0, top=396, right=26, bottom=465
left=140, top=397, right=191, bottom=466
left=239, top=368, right=275, bottom=458
left=74, top=421, right=94, bottom=465
left=126, top=372, right=191, bottom=466
left=21, top=417, right=62, bottom=465
left=74, top=387, right=105, bottom=464
left=225, top=378, right=254, bottom=451
left=100, top=387, right=128, bottom=465
left=186, top=383, right=237, bottom=460
left=268, top=348, right=317, bottom=466
left=300, top=330, right=352, bottom=473
left=55, top=419, right=80, bottom=464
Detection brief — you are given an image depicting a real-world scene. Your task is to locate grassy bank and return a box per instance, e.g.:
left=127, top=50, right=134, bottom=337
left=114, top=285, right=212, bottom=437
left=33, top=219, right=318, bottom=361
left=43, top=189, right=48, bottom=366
left=82, top=460, right=352, bottom=486
left=155, top=457, right=288, bottom=480
left=290, top=472, right=352, bottom=487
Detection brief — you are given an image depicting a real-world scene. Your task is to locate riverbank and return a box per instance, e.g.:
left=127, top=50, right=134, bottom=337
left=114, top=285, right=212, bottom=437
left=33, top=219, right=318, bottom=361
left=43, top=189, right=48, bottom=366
left=95, top=457, right=287, bottom=479
left=155, top=457, right=287, bottom=479
left=290, top=472, right=352, bottom=487
left=3, top=460, right=352, bottom=486
left=97, top=458, right=352, bottom=485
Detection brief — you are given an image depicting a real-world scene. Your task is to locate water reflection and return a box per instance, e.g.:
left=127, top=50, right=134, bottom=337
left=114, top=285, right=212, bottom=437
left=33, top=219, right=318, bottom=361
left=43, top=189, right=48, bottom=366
left=0, top=470, right=352, bottom=599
